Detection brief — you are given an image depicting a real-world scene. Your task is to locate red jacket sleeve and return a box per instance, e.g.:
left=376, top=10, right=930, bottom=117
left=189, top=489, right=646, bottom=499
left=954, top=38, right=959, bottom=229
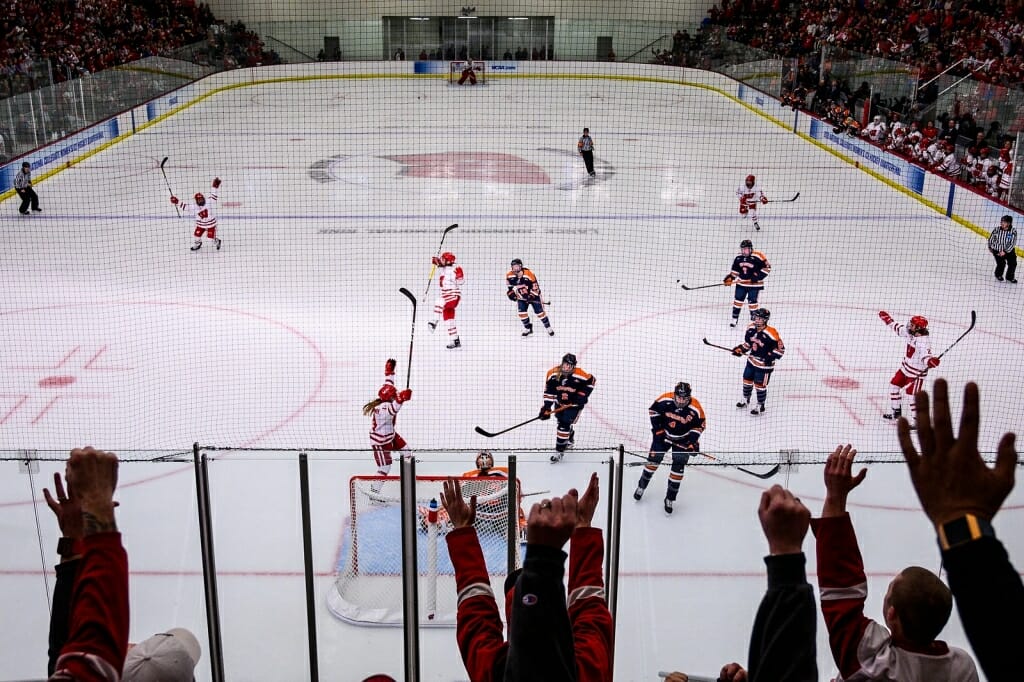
left=49, top=533, right=129, bottom=682
left=447, top=526, right=508, bottom=682
left=567, top=527, right=614, bottom=682
left=810, top=514, right=872, bottom=679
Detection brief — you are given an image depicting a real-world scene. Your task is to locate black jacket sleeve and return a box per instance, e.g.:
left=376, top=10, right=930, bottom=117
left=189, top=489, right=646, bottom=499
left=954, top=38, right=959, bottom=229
left=504, top=543, right=577, bottom=682
left=942, top=536, right=1024, bottom=682
left=747, top=552, right=818, bottom=682
left=48, top=559, right=81, bottom=675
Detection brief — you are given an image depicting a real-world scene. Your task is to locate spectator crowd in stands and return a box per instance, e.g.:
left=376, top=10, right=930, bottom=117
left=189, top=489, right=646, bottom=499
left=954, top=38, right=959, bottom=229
left=1, top=0, right=278, bottom=98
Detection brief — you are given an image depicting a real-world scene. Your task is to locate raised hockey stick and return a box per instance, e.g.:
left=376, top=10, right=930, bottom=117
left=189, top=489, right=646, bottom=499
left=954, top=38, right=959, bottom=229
left=625, top=449, right=780, bottom=479
left=159, top=157, right=180, bottom=217
left=424, top=223, right=459, bottom=298
left=678, top=280, right=726, bottom=291
left=937, top=310, right=977, bottom=359
left=702, top=338, right=738, bottom=353
left=399, top=287, right=417, bottom=388
left=766, top=192, right=800, bottom=203
left=474, top=405, right=571, bottom=438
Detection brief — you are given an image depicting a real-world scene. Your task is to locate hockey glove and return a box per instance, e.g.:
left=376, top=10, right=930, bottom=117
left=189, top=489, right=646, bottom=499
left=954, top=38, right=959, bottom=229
left=760, top=195, right=768, bottom=204
left=507, top=289, right=517, bottom=301
left=723, top=275, right=735, bottom=286
left=731, top=345, right=745, bottom=356
left=538, top=406, right=552, bottom=420
left=212, top=177, right=222, bottom=188
left=432, top=256, right=442, bottom=266
left=739, top=204, right=748, bottom=215
left=927, top=357, right=940, bottom=368
left=878, top=310, right=893, bottom=325
left=678, top=431, right=700, bottom=447
left=397, top=389, right=412, bottom=403
left=170, top=196, right=179, bottom=205
left=385, top=358, right=397, bottom=374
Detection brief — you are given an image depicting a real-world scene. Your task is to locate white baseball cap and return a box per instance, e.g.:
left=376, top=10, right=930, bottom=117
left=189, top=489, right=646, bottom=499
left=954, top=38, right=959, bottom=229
left=122, top=627, right=201, bottom=682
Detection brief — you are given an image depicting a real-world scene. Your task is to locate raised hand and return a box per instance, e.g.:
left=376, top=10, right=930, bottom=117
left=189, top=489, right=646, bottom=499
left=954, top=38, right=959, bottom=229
left=43, top=471, right=83, bottom=540
left=758, top=485, right=810, bottom=555
left=526, top=493, right=577, bottom=549
left=821, top=444, right=867, bottom=517
left=65, top=447, right=119, bottom=535
left=575, top=473, right=599, bottom=529
left=899, top=379, right=1017, bottom=526
left=440, top=478, right=476, bottom=528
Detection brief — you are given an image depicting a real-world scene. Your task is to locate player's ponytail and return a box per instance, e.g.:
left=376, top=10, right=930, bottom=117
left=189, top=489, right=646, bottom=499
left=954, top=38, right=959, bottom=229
left=362, top=398, right=383, bottom=416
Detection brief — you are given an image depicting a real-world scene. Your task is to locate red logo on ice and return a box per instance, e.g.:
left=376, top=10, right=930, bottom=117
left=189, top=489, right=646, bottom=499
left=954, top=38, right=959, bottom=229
left=385, top=153, right=550, bottom=184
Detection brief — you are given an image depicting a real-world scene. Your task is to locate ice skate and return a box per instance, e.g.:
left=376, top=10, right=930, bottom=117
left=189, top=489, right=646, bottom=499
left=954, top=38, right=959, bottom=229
left=190, top=241, right=202, bottom=251
left=446, top=338, right=461, bottom=349
left=522, top=327, right=533, bottom=337
left=751, top=404, right=765, bottom=415
left=427, top=321, right=437, bottom=332
left=729, top=318, right=738, bottom=328
left=753, top=221, right=761, bottom=231
left=633, top=486, right=644, bottom=501
left=736, top=400, right=749, bottom=409
left=883, top=408, right=901, bottom=422
left=550, top=451, right=565, bottom=463
left=663, top=498, right=674, bottom=514
left=215, top=238, right=222, bottom=250
left=547, top=328, right=555, bottom=336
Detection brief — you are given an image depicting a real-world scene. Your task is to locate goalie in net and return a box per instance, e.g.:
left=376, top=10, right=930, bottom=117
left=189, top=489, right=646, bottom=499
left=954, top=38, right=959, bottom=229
left=449, top=60, right=486, bottom=85
left=328, top=466, right=524, bottom=627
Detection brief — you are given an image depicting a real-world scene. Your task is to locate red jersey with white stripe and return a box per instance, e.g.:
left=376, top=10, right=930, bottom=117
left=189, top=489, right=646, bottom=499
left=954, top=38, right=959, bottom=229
left=180, top=183, right=219, bottom=230
left=885, top=320, right=935, bottom=377
left=437, top=263, right=465, bottom=302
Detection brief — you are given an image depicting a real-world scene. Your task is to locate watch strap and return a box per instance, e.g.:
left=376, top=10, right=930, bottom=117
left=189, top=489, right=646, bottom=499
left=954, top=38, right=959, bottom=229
left=937, top=514, right=995, bottom=551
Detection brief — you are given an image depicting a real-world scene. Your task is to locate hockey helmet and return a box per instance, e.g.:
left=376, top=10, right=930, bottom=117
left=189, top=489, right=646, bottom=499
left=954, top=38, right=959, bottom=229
left=745, top=174, right=756, bottom=187
left=674, top=382, right=692, bottom=405
left=740, top=239, right=753, bottom=251
left=194, top=192, right=205, bottom=204
left=560, top=353, right=578, bottom=374
left=511, top=258, right=523, bottom=271
left=909, top=315, right=928, bottom=330
left=752, top=309, right=771, bottom=323
left=378, top=384, right=397, bottom=402
left=440, top=251, right=456, bottom=266
left=476, top=451, right=494, bottom=471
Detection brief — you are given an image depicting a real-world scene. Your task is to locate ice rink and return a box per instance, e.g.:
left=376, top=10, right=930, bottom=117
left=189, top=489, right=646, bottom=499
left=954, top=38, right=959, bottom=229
left=2, top=73, right=1022, bottom=680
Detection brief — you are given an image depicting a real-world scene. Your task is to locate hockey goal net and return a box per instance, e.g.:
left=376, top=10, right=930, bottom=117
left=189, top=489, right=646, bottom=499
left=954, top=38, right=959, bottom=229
left=328, top=475, right=522, bottom=627
left=448, top=60, right=488, bottom=85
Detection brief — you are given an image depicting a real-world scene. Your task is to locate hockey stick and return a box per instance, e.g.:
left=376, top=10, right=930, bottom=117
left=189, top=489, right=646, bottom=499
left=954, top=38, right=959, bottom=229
left=678, top=280, right=726, bottom=291
left=625, top=449, right=780, bottom=479
left=702, top=338, right=738, bottom=353
left=937, top=310, right=977, bottom=359
left=474, top=405, right=571, bottom=438
left=766, top=192, right=800, bottom=203
left=399, top=287, right=417, bottom=388
left=159, top=157, right=180, bottom=217
left=424, top=223, right=459, bottom=298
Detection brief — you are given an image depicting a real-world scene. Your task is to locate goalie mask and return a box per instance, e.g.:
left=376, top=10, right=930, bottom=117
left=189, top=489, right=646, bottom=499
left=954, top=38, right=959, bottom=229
left=475, top=451, right=494, bottom=471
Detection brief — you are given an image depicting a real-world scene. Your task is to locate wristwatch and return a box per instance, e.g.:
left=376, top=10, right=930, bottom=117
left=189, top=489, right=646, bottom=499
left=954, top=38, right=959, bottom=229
left=937, top=514, right=995, bottom=551
left=57, top=537, right=76, bottom=557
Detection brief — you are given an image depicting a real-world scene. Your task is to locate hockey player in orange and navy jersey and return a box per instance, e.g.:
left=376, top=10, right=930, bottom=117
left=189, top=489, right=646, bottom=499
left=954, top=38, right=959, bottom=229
left=539, top=353, right=596, bottom=462
left=732, top=309, right=785, bottom=415
left=724, top=239, right=771, bottom=328
left=633, top=382, right=706, bottom=514
left=506, top=258, right=554, bottom=337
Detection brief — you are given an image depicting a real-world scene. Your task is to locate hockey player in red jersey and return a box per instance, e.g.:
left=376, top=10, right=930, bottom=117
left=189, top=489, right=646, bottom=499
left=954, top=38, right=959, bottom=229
left=427, top=252, right=465, bottom=349
left=506, top=258, right=553, bottom=337
left=458, top=63, right=478, bottom=85
left=733, top=308, right=785, bottom=414
left=172, top=177, right=222, bottom=251
left=633, top=382, right=706, bottom=514
left=724, top=239, right=771, bottom=328
left=362, top=358, right=412, bottom=491
left=736, top=174, right=768, bottom=231
left=878, top=311, right=938, bottom=425
left=540, top=353, right=596, bottom=462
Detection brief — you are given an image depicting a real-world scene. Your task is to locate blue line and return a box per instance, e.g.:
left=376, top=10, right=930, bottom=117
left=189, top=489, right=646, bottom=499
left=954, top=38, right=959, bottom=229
left=1, top=214, right=946, bottom=222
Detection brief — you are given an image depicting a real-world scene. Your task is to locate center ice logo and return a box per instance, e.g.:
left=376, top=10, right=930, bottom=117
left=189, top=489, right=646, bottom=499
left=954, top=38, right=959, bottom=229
left=308, top=150, right=612, bottom=189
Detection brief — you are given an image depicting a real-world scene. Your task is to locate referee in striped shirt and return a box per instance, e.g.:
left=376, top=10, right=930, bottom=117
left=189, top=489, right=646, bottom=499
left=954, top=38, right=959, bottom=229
left=14, top=161, right=41, bottom=215
left=988, top=214, right=1017, bottom=283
